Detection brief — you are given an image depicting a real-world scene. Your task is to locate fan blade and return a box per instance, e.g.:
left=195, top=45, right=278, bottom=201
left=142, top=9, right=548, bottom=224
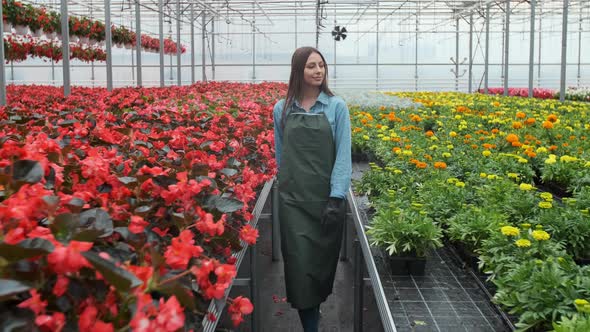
left=335, top=35, right=341, bottom=41
left=335, top=25, right=340, bottom=31
left=332, top=30, right=337, bottom=36
left=341, top=34, right=347, bottom=40
left=341, top=27, right=347, bottom=33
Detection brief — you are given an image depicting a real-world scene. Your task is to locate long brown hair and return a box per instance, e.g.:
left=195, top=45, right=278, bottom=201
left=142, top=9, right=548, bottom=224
left=281, top=47, right=334, bottom=129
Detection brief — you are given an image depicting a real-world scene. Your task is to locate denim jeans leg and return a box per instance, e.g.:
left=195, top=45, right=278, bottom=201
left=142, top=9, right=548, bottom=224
left=298, top=305, right=320, bottom=332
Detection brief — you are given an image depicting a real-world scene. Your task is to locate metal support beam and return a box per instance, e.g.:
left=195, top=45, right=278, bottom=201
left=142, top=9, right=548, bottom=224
left=538, top=6, right=542, bottom=86
left=212, top=17, right=215, bottom=80
left=159, top=0, right=164, bottom=87
left=333, top=6, right=337, bottom=81
left=0, top=1, right=6, bottom=105
left=528, top=0, right=536, bottom=97
left=61, top=0, right=71, bottom=96
left=559, top=0, right=569, bottom=102
left=202, top=11, right=206, bottom=81
left=176, top=0, right=181, bottom=86
left=455, top=18, right=459, bottom=91
left=414, top=3, right=418, bottom=91
left=135, top=0, right=142, bottom=87
left=105, top=0, right=113, bottom=91
left=503, top=0, right=510, bottom=97
left=252, top=3, right=256, bottom=82
left=468, top=13, right=473, bottom=93
left=484, top=3, right=490, bottom=94
left=191, top=4, right=195, bottom=84
left=376, top=0, right=379, bottom=90
left=577, top=8, right=582, bottom=87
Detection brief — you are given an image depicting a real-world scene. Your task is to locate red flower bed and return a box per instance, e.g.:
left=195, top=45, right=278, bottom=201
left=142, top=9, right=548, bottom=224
left=0, top=82, right=287, bottom=331
left=478, top=87, right=557, bottom=99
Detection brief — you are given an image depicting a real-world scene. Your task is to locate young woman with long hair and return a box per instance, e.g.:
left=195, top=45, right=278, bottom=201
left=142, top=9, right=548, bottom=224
left=273, top=46, right=352, bottom=332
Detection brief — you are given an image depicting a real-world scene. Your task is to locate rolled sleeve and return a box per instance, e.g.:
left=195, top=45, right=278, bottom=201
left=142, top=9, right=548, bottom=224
left=330, top=100, right=352, bottom=199
left=273, top=100, right=285, bottom=169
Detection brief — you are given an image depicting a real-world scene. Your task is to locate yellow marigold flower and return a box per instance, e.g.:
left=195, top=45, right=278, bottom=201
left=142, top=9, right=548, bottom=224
left=382, top=137, right=391, bottom=141
left=455, top=181, right=465, bottom=188
left=450, top=131, right=458, bottom=137
left=536, top=147, right=548, bottom=153
left=545, top=156, right=557, bottom=164
left=538, top=201, right=553, bottom=209
left=560, top=155, right=578, bottom=163
left=519, top=183, right=534, bottom=191
left=362, top=135, right=370, bottom=140
left=482, top=150, right=492, bottom=157
left=447, top=144, right=454, bottom=150
left=575, top=299, right=590, bottom=306
left=501, top=226, right=520, bottom=237
left=518, top=158, right=528, bottom=164
left=402, top=150, right=413, bottom=156
left=447, top=177, right=458, bottom=184
left=581, top=209, right=589, bottom=215
left=507, top=173, right=519, bottom=179
left=515, top=239, right=532, bottom=248
left=540, top=192, right=553, bottom=201
left=442, top=152, right=452, bottom=158
left=393, top=169, right=403, bottom=174
left=532, top=230, right=550, bottom=241
left=520, top=223, right=531, bottom=229
left=487, top=174, right=498, bottom=180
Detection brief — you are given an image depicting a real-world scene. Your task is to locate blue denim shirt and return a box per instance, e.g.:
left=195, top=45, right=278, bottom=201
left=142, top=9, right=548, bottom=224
left=273, top=91, right=352, bottom=199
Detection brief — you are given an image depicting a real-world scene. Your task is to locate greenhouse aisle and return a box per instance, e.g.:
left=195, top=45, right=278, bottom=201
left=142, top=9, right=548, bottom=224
left=224, top=198, right=385, bottom=332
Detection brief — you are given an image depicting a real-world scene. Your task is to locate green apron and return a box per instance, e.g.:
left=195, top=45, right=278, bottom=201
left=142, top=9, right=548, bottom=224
left=278, top=111, right=345, bottom=310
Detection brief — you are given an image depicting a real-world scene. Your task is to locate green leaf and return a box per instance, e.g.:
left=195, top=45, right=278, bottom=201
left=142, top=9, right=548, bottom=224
left=0, top=279, right=31, bottom=300
left=157, top=280, right=196, bottom=311
left=208, top=196, right=244, bottom=213
left=79, top=208, right=113, bottom=238
left=226, top=157, right=241, bottom=168
left=220, top=168, right=238, bottom=177
left=118, top=176, right=138, bottom=185
left=50, top=213, right=78, bottom=242
left=11, top=160, right=43, bottom=184
left=81, top=252, right=142, bottom=292
left=0, top=238, right=55, bottom=262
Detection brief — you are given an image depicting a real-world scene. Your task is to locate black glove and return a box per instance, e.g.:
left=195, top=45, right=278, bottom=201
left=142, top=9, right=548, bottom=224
left=321, top=197, right=346, bottom=234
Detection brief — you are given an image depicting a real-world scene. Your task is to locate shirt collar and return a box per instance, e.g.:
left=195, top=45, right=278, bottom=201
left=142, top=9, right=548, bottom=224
left=294, top=91, right=329, bottom=108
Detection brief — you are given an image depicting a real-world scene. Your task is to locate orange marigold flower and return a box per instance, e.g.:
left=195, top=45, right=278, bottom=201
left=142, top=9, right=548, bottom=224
left=464, top=134, right=472, bottom=139
left=506, top=134, right=519, bottom=143
left=525, top=118, right=536, bottom=125
left=392, top=147, right=401, bottom=152
left=434, top=162, right=447, bottom=169
left=416, top=162, right=428, bottom=169
left=516, top=112, right=526, bottom=119
left=482, top=143, right=494, bottom=149
left=512, top=122, right=523, bottom=129
left=542, top=121, right=553, bottom=129
left=425, top=130, right=434, bottom=137
left=547, top=114, right=558, bottom=123
left=512, top=141, right=523, bottom=147
left=549, top=145, right=558, bottom=151
left=563, top=142, right=569, bottom=147
left=491, top=128, right=499, bottom=134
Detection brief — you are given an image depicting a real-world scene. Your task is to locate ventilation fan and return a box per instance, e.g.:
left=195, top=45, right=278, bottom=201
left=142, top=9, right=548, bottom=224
left=331, top=26, right=347, bottom=41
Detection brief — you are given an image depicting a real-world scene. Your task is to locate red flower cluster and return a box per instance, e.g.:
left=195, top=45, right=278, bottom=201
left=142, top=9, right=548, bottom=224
left=3, top=34, right=106, bottom=63
left=0, top=82, right=287, bottom=330
left=228, top=296, right=254, bottom=326
left=479, top=87, right=556, bottom=99
left=3, top=0, right=184, bottom=54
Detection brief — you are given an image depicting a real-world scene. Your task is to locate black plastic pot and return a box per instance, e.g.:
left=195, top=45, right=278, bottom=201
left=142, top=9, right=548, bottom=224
left=388, top=253, right=427, bottom=276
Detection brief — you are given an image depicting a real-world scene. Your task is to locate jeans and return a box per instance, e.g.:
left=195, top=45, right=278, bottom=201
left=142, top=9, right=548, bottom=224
left=298, top=305, right=320, bottom=332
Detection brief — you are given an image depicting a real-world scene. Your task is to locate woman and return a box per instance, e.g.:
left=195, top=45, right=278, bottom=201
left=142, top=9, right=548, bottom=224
left=273, top=46, right=352, bottom=332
